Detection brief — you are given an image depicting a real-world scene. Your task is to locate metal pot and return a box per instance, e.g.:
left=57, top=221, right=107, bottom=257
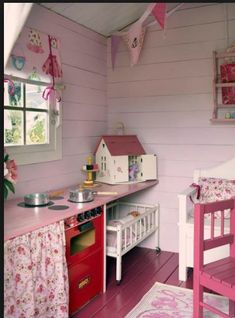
left=68, top=187, right=118, bottom=203
left=24, top=193, right=49, bottom=206
left=69, top=188, right=94, bottom=203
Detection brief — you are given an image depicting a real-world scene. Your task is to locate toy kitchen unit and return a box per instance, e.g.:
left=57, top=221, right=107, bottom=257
left=4, top=179, right=158, bottom=317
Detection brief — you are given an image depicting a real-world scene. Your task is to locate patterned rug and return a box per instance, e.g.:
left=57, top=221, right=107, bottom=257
left=125, top=282, right=228, bottom=318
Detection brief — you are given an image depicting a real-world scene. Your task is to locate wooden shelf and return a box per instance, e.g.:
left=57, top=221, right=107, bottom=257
left=212, top=50, right=235, bottom=123
left=210, top=118, right=235, bottom=124
left=215, top=82, right=235, bottom=88
left=215, top=52, right=235, bottom=59
left=217, top=104, right=235, bottom=108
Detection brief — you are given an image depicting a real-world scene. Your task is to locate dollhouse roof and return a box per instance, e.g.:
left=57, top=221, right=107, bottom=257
left=94, top=135, right=146, bottom=156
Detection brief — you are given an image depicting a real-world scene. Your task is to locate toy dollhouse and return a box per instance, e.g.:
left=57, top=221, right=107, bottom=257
left=94, top=135, right=157, bottom=184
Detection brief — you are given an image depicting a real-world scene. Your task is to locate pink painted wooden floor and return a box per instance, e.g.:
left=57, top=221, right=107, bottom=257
left=72, top=247, right=197, bottom=318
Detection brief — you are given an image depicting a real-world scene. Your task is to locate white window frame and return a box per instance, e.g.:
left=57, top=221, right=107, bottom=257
left=4, top=75, right=62, bottom=165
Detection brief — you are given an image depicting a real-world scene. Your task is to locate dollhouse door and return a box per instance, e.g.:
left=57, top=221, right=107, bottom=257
left=113, top=156, right=128, bottom=183
left=138, top=154, right=157, bottom=181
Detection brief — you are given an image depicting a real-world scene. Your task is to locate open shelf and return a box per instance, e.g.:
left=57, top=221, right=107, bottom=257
left=210, top=118, right=235, bottom=124
left=212, top=50, right=235, bottom=124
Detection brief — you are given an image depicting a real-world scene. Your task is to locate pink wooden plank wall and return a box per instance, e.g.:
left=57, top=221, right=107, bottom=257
left=8, top=4, right=107, bottom=198
left=6, top=3, right=235, bottom=254
left=107, top=3, right=235, bottom=252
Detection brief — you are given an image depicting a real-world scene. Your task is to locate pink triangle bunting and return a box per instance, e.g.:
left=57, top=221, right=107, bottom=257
left=122, top=21, right=146, bottom=67
left=111, top=35, right=121, bottom=70
left=151, top=3, right=166, bottom=30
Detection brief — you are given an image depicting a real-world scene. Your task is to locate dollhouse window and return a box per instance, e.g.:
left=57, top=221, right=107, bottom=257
left=101, top=156, right=106, bottom=171
left=4, top=78, right=62, bottom=165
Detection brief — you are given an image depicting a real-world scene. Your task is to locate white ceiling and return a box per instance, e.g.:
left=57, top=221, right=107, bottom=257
left=39, top=3, right=184, bottom=37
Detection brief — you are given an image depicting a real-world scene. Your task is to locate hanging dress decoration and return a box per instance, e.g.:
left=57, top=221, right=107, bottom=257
left=42, top=35, right=63, bottom=127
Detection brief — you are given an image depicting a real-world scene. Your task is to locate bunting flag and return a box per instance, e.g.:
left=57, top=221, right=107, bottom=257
left=122, top=21, right=146, bottom=67
left=111, top=35, right=121, bottom=70
left=110, top=3, right=183, bottom=69
left=151, top=3, right=167, bottom=29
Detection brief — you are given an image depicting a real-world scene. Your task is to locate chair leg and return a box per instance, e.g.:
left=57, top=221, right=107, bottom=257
left=229, top=300, right=235, bottom=317
left=193, top=284, right=203, bottom=318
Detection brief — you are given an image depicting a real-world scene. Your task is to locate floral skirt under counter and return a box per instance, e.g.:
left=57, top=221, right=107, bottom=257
left=4, top=221, right=69, bottom=318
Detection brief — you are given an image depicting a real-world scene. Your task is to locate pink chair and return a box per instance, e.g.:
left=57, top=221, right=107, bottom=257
left=193, top=198, right=235, bottom=318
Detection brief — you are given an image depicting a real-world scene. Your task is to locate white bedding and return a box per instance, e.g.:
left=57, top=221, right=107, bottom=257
left=106, top=214, right=147, bottom=252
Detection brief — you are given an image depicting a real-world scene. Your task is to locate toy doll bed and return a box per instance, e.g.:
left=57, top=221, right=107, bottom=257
left=178, top=157, right=235, bottom=281
left=106, top=201, right=159, bottom=284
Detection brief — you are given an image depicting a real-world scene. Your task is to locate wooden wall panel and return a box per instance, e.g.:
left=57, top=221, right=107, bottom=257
left=12, top=4, right=107, bottom=198
left=107, top=3, right=235, bottom=253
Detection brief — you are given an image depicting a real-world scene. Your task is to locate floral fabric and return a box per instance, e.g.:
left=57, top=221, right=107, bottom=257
left=4, top=221, right=69, bottom=318
left=198, top=177, right=235, bottom=218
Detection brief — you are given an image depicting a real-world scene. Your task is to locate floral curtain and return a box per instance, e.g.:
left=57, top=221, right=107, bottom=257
left=4, top=221, right=69, bottom=318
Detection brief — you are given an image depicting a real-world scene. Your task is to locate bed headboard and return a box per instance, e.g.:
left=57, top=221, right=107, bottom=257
left=193, top=157, right=235, bottom=183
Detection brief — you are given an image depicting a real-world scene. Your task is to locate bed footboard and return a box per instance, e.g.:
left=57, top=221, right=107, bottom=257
left=178, top=187, right=196, bottom=281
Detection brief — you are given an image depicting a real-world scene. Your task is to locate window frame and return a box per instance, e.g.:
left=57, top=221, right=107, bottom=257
left=4, top=75, right=62, bottom=165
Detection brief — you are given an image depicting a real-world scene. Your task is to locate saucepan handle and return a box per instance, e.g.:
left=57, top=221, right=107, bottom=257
left=93, top=191, right=118, bottom=195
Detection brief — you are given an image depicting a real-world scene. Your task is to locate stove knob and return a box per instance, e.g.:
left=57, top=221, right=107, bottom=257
left=84, top=211, right=91, bottom=220
left=77, top=213, right=85, bottom=222
left=95, top=207, right=102, bottom=215
left=91, top=209, right=97, bottom=217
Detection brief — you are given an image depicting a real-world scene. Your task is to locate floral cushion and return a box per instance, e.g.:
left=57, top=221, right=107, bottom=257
left=198, top=177, right=235, bottom=218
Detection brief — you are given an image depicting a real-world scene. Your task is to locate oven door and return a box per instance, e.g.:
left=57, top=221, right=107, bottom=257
left=65, top=214, right=104, bottom=266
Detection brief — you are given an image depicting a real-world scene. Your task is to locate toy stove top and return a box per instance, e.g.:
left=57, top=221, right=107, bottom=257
left=17, top=196, right=69, bottom=210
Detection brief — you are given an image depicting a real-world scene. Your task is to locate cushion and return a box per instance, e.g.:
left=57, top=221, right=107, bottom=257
left=198, top=177, right=235, bottom=218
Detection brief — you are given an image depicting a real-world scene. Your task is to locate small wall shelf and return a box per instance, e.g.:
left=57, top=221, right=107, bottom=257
left=211, top=50, right=235, bottom=124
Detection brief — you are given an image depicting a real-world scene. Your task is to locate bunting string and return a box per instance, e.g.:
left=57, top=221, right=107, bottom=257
left=111, top=3, right=184, bottom=69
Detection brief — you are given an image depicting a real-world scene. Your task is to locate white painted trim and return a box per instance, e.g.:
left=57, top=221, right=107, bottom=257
left=6, top=125, right=62, bottom=165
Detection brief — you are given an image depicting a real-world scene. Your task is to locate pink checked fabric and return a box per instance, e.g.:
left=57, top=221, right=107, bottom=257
left=198, top=177, right=235, bottom=218
left=4, top=221, right=69, bottom=318
left=220, top=63, right=235, bottom=105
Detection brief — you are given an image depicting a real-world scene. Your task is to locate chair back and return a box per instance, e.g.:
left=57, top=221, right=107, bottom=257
left=194, top=198, right=235, bottom=270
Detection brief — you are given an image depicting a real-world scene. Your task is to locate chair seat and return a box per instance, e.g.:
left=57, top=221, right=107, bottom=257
left=200, top=256, right=235, bottom=301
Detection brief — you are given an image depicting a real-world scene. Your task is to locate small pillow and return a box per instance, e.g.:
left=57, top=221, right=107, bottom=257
left=198, top=177, right=235, bottom=218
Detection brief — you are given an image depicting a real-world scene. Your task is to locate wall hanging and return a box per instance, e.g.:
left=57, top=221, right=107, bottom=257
left=4, top=26, right=64, bottom=127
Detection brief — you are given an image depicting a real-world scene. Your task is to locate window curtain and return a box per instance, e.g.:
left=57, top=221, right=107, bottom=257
left=4, top=3, right=33, bottom=68
left=4, top=221, right=69, bottom=318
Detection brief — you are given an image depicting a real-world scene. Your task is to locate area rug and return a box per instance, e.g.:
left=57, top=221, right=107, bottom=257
left=125, top=282, right=228, bottom=318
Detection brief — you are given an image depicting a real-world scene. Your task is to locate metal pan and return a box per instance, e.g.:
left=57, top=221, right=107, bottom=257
left=68, top=188, right=118, bottom=203
left=24, top=193, right=49, bottom=206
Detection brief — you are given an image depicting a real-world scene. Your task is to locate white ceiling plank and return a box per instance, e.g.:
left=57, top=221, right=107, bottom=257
left=39, top=3, right=214, bottom=37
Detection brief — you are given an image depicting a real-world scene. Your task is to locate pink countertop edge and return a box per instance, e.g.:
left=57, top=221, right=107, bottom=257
left=4, top=180, right=158, bottom=241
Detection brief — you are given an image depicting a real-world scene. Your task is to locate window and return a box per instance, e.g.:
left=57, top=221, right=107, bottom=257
left=4, top=77, right=62, bottom=165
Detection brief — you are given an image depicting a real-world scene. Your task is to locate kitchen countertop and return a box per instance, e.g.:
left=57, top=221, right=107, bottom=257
left=4, top=180, right=158, bottom=241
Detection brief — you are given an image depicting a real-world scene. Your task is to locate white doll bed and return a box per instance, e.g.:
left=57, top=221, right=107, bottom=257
left=178, top=157, right=235, bottom=281
left=106, top=201, right=159, bottom=284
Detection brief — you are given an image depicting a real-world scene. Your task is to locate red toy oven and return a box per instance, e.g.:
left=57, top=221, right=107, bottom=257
left=65, top=206, right=104, bottom=316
